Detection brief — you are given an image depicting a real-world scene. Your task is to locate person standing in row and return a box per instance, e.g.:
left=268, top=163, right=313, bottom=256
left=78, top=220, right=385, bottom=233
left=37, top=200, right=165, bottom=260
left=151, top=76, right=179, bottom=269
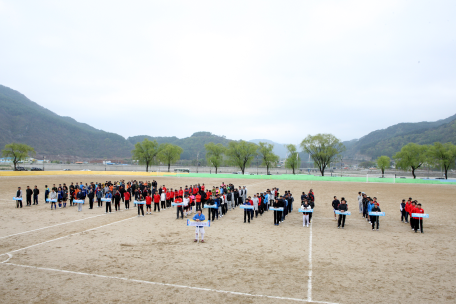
left=96, top=188, right=103, bottom=208
left=160, top=191, right=166, bottom=210
left=358, top=191, right=363, bottom=214
left=50, top=188, right=57, bottom=210
left=137, top=194, right=145, bottom=217
left=114, top=190, right=121, bottom=211
left=332, top=196, right=340, bottom=221
left=413, top=203, right=424, bottom=233
left=104, top=190, right=111, bottom=213
left=26, top=186, right=32, bottom=206
left=154, top=192, right=161, bottom=212
left=400, top=199, right=407, bottom=223
left=45, top=185, right=50, bottom=203
left=33, top=185, right=39, bottom=205
left=301, top=199, right=311, bottom=227
left=88, top=187, right=94, bottom=209
left=145, top=193, right=152, bottom=214
left=371, top=202, right=381, bottom=231
left=124, top=190, right=130, bottom=209
left=175, top=196, right=183, bottom=219
left=337, top=199, right=348, bottom=229
left=16, top=187, right=23, bottom=208
left=243, top=196, right=252, bottom=223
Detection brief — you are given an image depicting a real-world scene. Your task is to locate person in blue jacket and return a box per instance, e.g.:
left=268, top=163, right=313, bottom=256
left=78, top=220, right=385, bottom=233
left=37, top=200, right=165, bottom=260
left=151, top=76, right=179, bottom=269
left=367, top=197, right=374, bottom=223
left=105, top=191, right=112, bottom=213
left=193, top=210, right=206, bottom=243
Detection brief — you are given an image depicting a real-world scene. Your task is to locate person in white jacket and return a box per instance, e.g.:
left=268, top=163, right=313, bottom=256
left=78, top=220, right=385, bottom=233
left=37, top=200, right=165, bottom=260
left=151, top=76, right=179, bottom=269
left=252, top=194, right=259, bottom=218
left=50, top=189, right=57, bottom=210
left=183, top=196, right=190, bottom=217
left=300, top=200, right=312, bottom=227
left=160, top=191, right=166, bottom=210
left=358, top=192, right=363, bottom=214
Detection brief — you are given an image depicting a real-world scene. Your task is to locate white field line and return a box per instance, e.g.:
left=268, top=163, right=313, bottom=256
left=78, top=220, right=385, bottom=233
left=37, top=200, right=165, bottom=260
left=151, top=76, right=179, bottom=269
left=308, top=221, right=313, bottom=302
left=0, top=214, right=105, bottom=239
left=0, top=262, right=338, bottom=304
left=2, top=216, right=136, bottom=256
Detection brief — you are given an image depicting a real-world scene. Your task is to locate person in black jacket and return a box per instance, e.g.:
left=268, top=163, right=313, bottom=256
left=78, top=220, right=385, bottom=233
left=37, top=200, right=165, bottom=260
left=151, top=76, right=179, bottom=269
left=371, top=202, right=381, bottom=230
left=16, top=187, right=23, bottom=208
left=88, top=187, right=95, bottom=209
left=332, top=196, right=340, bottom=220
left=114, top=190, right=121, bottom=211
left=337, top=199, right=348, bottom=229
left=362, top=193, right=369, bottom=219
left=400, top=199, right=407, bottom=222
left=33, top=186, right=40, bottom=205
left=26, top=186, right=33, bottom=206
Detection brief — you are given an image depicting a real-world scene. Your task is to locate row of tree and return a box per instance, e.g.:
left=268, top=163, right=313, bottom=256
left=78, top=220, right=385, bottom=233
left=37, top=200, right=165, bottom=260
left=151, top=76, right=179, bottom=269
left=132, top=133, right=347, bottom=175
left=375, top=142, right=456, bottom=179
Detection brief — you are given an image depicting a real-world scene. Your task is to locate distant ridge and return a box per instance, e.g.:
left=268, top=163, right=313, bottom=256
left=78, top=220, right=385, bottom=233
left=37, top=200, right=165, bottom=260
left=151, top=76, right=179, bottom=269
left=343, top=114, right=456, bottom=159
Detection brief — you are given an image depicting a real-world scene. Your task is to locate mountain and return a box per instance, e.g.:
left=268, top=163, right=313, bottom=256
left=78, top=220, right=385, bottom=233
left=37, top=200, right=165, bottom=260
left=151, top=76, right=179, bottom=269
left=343, top=114, right=456, bottom=160
left=128, top=132, right=231, bottom=160
left=0, top=84, right=134, bottom=160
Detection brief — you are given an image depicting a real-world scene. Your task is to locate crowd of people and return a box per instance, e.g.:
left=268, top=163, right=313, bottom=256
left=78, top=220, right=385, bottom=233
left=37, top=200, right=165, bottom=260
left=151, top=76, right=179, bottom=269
left=13, top=180, right=427, bottom=239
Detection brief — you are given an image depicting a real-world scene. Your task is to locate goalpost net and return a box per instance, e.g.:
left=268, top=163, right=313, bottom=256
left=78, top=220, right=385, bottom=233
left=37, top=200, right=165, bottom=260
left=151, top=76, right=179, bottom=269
left=366, top=173, right=395, bottom=184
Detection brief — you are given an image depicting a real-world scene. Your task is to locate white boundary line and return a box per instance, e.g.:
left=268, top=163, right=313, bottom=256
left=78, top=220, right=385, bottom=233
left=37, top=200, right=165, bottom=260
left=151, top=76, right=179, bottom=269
left=2, top=216, right=136, bottom=255
left=0, top=214, right=105, bottom=239
left=308, top=221, right=313, bottom=302
left=0, top=262, right=338, bottom=304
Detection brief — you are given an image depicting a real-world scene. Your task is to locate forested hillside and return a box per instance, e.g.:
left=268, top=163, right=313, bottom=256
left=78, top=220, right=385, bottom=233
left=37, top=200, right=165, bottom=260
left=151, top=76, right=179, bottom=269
left=0, top=85, right=133, bottom=159
left=343, top=114, right=456, bottom=159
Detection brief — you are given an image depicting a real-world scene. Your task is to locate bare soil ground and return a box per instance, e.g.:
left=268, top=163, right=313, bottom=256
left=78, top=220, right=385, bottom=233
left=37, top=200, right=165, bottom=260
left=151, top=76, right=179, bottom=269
left=0, top=174, right=455, bottom=304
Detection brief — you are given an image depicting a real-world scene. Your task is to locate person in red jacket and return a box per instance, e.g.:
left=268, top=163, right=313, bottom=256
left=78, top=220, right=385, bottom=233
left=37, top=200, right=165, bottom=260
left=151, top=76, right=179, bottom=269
left=201, top=184, right=205, bottom=192
left=154, top=193, right=161, bottom=212
left=193, top=187, right=198, bottom=195
left=409, top=201, right=417, bottom=230
left=145, top=193, right=152, bottom=214
left=124, top=191, right=131, bottom=210
left=175, top=197, right=184, bottom=219
left=413, top=202, right=425, bottom=233
left=195, top=193, right=202, bottom=211
left=179, top=187, right=184, bottom=198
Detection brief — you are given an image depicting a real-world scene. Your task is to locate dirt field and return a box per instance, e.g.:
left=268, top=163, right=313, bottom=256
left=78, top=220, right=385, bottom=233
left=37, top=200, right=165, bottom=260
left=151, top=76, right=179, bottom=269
left=0, top=174, right=455, bottom=304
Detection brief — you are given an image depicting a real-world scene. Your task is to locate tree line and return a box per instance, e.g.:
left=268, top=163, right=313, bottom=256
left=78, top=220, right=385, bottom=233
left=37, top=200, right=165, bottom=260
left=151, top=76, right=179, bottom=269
left=375, top=142, right=456, bottom=179
left=3, top=136, right=455, bottom=179
left=132, top=133, right=347, bottom=176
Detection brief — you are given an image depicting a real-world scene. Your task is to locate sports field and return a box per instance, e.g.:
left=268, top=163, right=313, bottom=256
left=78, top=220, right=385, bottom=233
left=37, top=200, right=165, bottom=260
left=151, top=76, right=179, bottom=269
left=1, top=173, right=455, bottom=303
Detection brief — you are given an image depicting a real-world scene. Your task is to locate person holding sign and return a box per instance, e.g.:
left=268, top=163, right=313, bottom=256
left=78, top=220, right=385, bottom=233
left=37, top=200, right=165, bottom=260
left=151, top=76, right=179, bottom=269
left=413, top=203, right=424, bottom=233
left=193, top=210, right=206, bottom=243
left=243, top=196, right=253, bottom=223
left=137, top=194, right=145, bottom=217
left=337, top=199, right=348, bottom=229
left=50, top=189, right=57, bottom=210
left=300, top=200, right=311, bottom=227
left=371, top=202, right=381, bottom=230
left=105, top=191, right=112, bottom=213
left=16, top=187, right=23, bottom=208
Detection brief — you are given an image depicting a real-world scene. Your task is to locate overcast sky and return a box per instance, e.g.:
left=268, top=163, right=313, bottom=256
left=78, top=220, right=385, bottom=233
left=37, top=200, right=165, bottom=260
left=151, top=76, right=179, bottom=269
left=1, top=0, right=455, bottom=145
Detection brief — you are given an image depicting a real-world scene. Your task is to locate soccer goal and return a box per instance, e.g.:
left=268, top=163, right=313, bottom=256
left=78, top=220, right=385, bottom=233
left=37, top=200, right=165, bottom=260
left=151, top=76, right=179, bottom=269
left=366, top=173, right=395, bottom=184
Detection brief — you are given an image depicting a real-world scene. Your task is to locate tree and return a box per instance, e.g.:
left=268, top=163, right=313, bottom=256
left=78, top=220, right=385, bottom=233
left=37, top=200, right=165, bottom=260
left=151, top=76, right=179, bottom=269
left=157, top=143, right=183, bottom=172
left=284, top=144, right=300, bottom=174
left=2, top=143, right=35, bottom=171
left=205, top=143, right=226, bottom=174
left=393, top=143, right=428, bottom=179
left=226, top=140, right=258, bottom=174
left=300, top=134, right=346, bottom=176
left=258, top=142, right=279, bottom=174
left=131, top=138, right=159, bottom=172
left=428, top=142, right=456, bottom=179
left=358, top=161, right=376, bottom=169
left=376, top=156, right=391, bottom=177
